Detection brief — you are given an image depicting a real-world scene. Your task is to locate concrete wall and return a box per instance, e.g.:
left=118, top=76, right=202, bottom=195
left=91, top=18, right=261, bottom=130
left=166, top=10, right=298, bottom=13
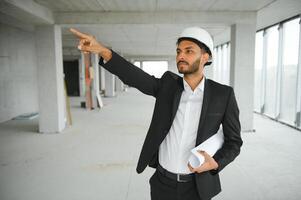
left=213, top=1, right=301, bottom=46
left=0, top=23, right=38, bottom=123
left=257, top=0, right=301, bottom=31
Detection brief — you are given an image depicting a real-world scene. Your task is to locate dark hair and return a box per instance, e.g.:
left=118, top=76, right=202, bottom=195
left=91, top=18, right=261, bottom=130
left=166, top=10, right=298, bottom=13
left=177, top=37, right=212, bottom=66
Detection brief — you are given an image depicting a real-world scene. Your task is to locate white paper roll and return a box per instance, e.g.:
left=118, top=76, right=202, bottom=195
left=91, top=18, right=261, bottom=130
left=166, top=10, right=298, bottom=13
left=189, top=126, right=224, bottom=168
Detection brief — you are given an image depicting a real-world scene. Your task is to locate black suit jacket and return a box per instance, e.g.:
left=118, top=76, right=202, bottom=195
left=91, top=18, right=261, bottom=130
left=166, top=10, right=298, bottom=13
left=100, top=51, right=243, bottom=199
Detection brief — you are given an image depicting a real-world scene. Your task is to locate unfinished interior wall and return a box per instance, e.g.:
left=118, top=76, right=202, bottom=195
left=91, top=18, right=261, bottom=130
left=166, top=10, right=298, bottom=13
left=0, top=23, right=38, bottom=123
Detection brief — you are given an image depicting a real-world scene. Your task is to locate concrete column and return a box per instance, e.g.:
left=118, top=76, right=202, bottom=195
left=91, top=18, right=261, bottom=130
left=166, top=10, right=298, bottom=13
left=90, top=54, right=96, bottom=108
left=296, top=20, right=301, bottom=128
left=36, top=25, right=65, bottom=133
left=91, top=53, right=103, bottom=107
left=230, top=23, right=256, bottom=132
left=100, top=67, right=105, bottom=92
left=115, top=77, right=124, bottom=92
left=79, top=53, right=85, bottom=97
left=104, top=69, right=115, bottom=97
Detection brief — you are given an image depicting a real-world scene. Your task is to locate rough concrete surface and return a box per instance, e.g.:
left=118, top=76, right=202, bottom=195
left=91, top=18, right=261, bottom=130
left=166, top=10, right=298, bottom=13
left=0, top=88, right=300, bottom=200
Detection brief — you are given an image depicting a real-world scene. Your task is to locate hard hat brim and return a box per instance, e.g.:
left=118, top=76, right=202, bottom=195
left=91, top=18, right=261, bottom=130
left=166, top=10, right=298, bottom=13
left=177, top=37, right=212, bottom=57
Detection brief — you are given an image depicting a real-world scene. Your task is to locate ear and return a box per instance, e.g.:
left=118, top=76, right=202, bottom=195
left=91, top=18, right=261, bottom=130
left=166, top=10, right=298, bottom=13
left=200, top=53, right=210, bottom=66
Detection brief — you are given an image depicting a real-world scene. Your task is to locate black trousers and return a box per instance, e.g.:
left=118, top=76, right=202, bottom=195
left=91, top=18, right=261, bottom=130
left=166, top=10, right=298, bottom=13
left=149, top=170, right=210, bottom=200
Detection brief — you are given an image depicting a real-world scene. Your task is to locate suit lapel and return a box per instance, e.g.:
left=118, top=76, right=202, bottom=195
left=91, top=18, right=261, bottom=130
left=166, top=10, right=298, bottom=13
left=171, top=77, right=184, bottom=124
left=196, top=79, right=211, bottom=145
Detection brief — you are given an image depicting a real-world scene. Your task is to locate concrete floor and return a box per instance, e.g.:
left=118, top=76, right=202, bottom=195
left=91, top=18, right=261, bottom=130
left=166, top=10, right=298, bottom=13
left=0, top=88, right=301, bottom=200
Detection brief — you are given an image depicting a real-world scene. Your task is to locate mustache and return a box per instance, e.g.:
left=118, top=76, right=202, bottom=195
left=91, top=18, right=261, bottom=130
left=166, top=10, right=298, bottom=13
left=177, top=61, right=189, bottom=65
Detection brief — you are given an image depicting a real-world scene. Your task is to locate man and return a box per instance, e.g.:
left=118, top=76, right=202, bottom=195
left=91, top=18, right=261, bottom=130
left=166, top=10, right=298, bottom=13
left=70, top=27, right=242, bottom=200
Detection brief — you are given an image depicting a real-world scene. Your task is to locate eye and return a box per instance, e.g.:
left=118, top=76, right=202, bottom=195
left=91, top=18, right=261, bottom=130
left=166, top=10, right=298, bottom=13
left=186, top=49, right=193, bottom=54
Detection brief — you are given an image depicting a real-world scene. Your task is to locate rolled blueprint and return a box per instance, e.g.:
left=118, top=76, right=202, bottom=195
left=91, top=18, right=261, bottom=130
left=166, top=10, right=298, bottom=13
left=189, top=126, right=224, bottom=168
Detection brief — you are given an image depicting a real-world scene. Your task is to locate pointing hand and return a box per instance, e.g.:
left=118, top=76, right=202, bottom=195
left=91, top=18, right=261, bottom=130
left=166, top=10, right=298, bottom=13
left=70, top=28, right=112, bottom=60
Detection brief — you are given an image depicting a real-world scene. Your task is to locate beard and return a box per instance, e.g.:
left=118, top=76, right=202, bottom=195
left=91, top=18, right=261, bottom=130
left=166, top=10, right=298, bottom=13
left=177, top=58, right=201, bottom=75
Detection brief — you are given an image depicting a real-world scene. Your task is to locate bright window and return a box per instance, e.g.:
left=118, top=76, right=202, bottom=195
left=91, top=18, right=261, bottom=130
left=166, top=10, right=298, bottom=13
left=264, top=25, right=279, bottom=118
left=134, top=61, right=141, bottom=68
left=142, top=61, right=168, bottom=78
left=254, top=31, right=264, bottom=112
left=280, top=18, right=300, bottom=125
left=221, top=43, right=230, bottom=85
left=213, top=44, right=230, bottom=85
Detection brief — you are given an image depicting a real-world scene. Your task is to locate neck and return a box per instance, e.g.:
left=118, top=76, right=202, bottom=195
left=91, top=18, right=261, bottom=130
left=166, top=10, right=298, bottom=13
left=183, top=72, right=204, bottom=91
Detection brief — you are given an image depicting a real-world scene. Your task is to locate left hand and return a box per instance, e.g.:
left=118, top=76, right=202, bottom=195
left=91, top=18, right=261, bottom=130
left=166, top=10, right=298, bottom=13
left=188, top=150, right=218, bottom=174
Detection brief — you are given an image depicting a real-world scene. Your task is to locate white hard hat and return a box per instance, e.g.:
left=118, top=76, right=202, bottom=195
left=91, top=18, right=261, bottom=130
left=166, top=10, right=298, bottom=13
left=178, top=26, right=214, bottom=58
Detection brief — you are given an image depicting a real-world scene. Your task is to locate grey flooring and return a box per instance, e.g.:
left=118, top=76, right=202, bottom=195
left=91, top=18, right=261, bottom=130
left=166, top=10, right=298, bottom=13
left=0, top=88, right=300, bottom=200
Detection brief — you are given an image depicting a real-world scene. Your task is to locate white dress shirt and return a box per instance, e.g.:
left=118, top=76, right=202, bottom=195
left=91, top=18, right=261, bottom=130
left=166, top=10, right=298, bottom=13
left=158, top=76, right=205, bottom=174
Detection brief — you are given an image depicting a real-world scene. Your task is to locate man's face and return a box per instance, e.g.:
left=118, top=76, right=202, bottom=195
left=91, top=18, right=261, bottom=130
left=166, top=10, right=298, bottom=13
left=176, top=40, right=206, bottom=75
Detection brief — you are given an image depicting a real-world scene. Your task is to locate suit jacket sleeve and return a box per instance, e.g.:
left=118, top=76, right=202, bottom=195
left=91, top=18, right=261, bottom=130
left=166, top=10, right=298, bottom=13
left=212, top=87, right=243, bottom=174
left=99, top=50, right=161, bottom=97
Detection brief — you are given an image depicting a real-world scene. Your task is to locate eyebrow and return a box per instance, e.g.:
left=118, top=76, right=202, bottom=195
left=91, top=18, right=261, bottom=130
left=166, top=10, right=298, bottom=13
left=185, top=46, right=194, bottom=49
left=177, top=46, right=195, bottom=51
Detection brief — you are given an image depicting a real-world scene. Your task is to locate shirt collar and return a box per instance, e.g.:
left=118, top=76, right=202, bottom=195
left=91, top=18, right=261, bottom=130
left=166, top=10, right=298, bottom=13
left=183, top=76, right=205, bottom=93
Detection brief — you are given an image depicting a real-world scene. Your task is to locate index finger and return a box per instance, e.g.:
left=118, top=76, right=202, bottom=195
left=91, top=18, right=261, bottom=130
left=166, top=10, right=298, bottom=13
left=70, top=28, right=89, bottom=39
left=187, top=163, right=195, bottom=173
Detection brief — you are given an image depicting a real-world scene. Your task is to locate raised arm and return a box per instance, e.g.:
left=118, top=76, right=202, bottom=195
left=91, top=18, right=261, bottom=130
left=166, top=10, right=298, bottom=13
left=70, top=28, right=162, bottom=97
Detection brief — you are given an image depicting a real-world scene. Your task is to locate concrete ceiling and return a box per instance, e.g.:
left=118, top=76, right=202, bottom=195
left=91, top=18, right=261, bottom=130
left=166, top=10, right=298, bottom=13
left=34, top=0, right=275, bottom=12
left=3, top=0, right=279, bottom=57
left=33, top=0, right=279, bottom=57
left=61, top=23, right=231, bottom=57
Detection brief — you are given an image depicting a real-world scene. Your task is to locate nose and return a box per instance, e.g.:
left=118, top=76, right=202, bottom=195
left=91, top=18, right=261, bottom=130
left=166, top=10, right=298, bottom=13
left=177, top=52, right=185, bottom=61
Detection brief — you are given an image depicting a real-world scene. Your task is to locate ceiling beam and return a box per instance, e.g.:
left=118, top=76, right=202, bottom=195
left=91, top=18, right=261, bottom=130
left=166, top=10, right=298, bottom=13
left=56, top=11, right=256, bottom=25
left=0, top=0, right=54, bottom=25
